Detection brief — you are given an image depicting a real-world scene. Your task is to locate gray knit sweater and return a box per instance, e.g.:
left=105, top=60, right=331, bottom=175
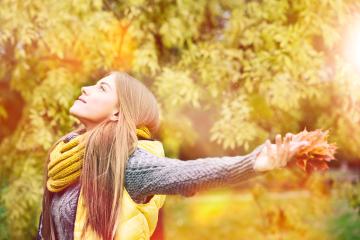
left=37, top=141, right=265, bottom=240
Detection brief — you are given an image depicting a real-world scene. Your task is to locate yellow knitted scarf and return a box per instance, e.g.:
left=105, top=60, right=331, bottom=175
left=47, top=126, right=152, bottom=192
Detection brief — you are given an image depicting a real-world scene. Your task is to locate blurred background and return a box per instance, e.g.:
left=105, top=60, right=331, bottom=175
left=0, top=0, right=360, bottom=239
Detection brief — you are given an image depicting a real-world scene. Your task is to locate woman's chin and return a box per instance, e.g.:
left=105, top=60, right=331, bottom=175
left=69, top=105, right=82, bottom=118
left=69, top=106, right=94, bottom=124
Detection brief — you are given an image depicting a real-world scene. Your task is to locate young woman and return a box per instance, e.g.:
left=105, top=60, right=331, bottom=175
left=37, top=71, right=308, bottom=240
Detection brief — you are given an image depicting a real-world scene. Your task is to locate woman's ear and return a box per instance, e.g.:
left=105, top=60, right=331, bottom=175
left=109, top=111, right=119, bottom=121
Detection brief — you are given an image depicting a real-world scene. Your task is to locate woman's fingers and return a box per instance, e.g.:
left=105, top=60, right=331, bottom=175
left=275, top=134, right=283, bottom=167
left=282, top=134, right=291, bottom=167
left=280, top=135, right=288, bottom=166
left=276, top=133, right=294, bottom=168
left=275, top=134, right=282, bottom=151
left=286, top=133, right=294, bottom=139
left=257, top=133, right=311, bottom=171
left=266, top=139, right=272, bottom=154
left=266, top=139, right=273, bottom=164
left=278, top=136, right=284, bottom=167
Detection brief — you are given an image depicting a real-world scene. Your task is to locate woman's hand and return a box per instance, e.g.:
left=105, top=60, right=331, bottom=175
left=253, top=133, right=309, bottom=172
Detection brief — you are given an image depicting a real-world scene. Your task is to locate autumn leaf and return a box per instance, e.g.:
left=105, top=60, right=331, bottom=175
left=290, top=128, right=337, bottom=173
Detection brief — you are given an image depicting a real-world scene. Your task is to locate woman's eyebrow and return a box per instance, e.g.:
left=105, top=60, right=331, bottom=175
left=98, top=81, right=112, bottom=90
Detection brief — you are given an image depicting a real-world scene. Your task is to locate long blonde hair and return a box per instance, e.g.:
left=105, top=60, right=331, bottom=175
left=41, top=71, right=160, bottom=239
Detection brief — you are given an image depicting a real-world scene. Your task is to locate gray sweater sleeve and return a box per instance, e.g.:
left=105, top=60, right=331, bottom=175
left=125, top=143, right=266, bottom=203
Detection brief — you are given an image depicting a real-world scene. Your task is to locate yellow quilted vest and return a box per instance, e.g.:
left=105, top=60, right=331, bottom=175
left=73, top=140, right=166, bottom=240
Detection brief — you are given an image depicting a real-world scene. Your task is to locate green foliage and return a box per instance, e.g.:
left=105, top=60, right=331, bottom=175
left=210, top=94, right=267, bottom=150
left=0, top=181, right=10, bottom=240
left=115, top=0, right=360, bottom=154
left=328, top=181, right=360, bottom=240
left=154, top=68, right=202, bottom=109
left=329, top=210, right=360, bottom=240
left=1, top=158, right=43, bottom=239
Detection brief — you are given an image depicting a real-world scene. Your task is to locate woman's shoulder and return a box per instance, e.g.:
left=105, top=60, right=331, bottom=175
left=127, top=142, right=168, bottom=171
left=136, top=140, right=165, bottom=157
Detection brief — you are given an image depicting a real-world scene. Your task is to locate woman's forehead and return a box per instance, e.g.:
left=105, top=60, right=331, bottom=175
left=97, top=75, right=116, bottom=88
left=98, top=75, right=113, bottom=84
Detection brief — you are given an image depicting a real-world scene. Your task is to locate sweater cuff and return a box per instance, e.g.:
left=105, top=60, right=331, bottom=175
left=226, top=143, right=266, bottom=184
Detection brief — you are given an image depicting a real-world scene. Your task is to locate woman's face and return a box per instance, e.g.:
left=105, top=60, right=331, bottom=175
left=69, top=74, right=118, bottom=129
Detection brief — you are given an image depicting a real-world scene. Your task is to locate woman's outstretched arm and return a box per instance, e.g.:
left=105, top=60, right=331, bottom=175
left=125, top=144, right=266, bottom=204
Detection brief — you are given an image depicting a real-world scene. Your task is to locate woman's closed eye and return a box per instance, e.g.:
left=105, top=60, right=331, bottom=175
left=98, top=85, right=106, bottom=91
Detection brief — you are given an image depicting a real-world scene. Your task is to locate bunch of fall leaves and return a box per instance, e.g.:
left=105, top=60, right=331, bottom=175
left=290, top=129, right=337, bottom=173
